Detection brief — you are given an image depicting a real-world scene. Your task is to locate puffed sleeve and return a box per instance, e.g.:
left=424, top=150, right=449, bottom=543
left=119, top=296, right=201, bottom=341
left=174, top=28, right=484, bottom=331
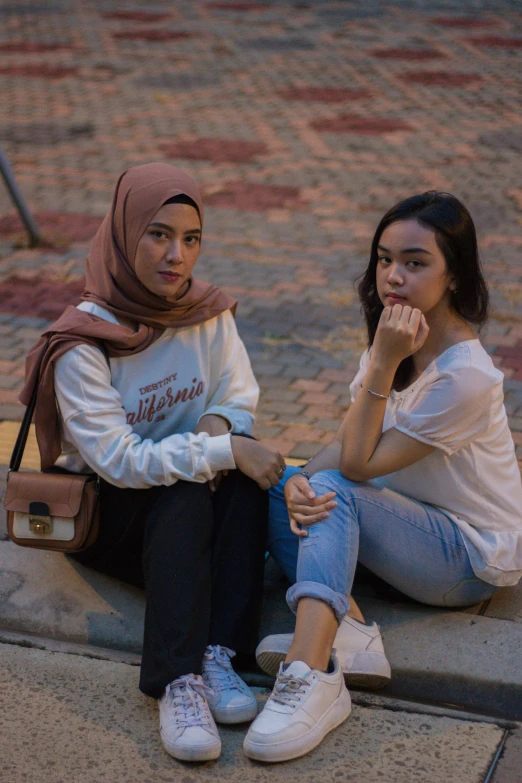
left=394, top=366, right=500, bottom=455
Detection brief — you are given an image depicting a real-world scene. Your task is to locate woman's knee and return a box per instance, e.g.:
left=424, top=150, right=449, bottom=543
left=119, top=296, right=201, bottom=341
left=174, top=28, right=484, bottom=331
left=310, top=469, right=360, bottom=495
left=147, top=480, right=212, bottom=534
left=309, top=470, right=366, bottom=520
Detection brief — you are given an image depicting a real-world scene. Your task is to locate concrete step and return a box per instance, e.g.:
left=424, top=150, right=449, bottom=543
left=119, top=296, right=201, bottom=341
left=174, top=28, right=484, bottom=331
left=1, top=541, right=522, bottom=720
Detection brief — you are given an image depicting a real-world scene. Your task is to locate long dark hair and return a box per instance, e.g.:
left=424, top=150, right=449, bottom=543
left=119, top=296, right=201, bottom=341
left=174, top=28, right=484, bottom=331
left=358, top=191, right=489, bottom=389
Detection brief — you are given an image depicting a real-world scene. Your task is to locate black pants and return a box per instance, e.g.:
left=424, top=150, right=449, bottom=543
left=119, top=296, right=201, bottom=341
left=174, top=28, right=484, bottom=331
left=72, top=470, right=268, bottom=698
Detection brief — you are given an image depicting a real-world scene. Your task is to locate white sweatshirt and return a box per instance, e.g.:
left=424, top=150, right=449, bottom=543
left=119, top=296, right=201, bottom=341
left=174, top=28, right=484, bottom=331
left=54, top=302, right=259, bottom=489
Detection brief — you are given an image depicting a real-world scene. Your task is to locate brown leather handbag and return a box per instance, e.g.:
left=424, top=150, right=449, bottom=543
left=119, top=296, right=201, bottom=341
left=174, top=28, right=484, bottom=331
left=4, top=343, right=101, bottom=553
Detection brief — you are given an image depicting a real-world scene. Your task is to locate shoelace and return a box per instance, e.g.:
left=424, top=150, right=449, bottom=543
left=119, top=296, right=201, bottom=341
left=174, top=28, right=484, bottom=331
left=270, top=672, right=311, bottom=709
left=165, top=674, right=214, bottom=728
left=203, top=645, right=242, bottom=692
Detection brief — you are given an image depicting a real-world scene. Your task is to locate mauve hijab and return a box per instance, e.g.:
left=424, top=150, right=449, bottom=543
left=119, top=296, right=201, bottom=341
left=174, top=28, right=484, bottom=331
left=21, top=163, right=237, bottom=469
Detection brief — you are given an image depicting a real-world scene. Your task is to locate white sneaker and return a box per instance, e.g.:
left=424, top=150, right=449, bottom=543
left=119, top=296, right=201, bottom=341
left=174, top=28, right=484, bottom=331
left=256, top=615, right=391, bottom=688
left=159, top=674, right=221, bottom=761
left=202, top=645, right=258, bottom=724
left=243, top=656, right=351, bottom=763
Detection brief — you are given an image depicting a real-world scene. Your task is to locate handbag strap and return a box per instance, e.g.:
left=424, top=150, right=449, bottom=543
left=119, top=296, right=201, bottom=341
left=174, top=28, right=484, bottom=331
left=9, top=339, right=111, bottom=473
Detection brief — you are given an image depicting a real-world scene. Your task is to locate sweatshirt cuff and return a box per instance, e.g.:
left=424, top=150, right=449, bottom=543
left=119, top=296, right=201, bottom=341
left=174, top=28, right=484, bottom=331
left=204, top=433, right=236, bottom=472
left=197, top=409, right=233, bottom=431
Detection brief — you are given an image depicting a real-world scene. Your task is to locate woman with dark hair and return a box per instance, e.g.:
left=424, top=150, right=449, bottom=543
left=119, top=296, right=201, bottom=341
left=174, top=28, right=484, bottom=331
left=244, top=191, right=522, bottom=763
left=21, top=163, right=286, bottom=762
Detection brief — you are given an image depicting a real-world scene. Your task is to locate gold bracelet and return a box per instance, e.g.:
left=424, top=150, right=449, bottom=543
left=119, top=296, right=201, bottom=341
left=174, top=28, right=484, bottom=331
left=367, top=388, right=389, bottom=400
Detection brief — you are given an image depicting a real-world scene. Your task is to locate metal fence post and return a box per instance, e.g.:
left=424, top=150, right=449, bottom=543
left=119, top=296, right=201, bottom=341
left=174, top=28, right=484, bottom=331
left=0, top=145, right=42, bottom=247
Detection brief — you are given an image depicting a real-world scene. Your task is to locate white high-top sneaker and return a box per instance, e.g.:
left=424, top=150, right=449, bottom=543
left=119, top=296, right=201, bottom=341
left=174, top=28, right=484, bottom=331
left=243, top=655, right=351, bottom=763
left=202, top=645, right=258, bottom=724
left=159, top=674, right=221, bottom=761
left=256, top=615, right=391, bottom=688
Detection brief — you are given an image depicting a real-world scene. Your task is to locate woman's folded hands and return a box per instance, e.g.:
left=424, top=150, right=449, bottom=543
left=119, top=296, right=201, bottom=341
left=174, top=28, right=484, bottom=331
left=231, top=436, right=286, bottom=491
left=284, top=473, right=337, bottom=537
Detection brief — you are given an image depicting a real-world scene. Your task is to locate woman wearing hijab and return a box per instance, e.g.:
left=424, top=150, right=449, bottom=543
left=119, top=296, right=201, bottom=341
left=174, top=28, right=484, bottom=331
left=21, top=163, right=286, bottom=762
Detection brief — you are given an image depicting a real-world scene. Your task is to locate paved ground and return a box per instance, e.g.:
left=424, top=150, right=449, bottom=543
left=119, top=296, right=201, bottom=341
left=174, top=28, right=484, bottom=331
left=0, top=639, right=508, bottom=783
left=0, top=0, right=521, bottom=465
left=1, top=3, right=522, bottom=781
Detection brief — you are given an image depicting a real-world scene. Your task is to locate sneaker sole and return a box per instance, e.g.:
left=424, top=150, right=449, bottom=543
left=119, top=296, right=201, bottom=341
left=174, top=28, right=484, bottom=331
left=243, top=687, right=352, bottom=763
left=161, top=735, right=221, bottom=762
left=256, top=646, right=391, bottom=690
left=212, top=699, right=258, bottom=724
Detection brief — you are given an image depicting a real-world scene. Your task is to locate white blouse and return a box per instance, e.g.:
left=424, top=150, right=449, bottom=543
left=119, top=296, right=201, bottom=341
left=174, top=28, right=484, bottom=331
left=54, top=302, right=258, bottom=489
left=350, top=340, right=522, bottom=586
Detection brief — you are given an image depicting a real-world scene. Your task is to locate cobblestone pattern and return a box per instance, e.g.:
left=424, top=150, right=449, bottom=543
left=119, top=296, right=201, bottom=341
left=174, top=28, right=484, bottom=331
left=0, top=0, right=521, bottom=468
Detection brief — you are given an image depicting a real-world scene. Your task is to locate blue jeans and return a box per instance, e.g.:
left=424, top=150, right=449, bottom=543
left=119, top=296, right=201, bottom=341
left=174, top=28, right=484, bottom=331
left=269, top=467, right=497, bottom=622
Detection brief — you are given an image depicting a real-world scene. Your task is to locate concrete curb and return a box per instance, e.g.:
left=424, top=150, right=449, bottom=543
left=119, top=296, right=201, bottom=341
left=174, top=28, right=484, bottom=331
left=1, top=541, right=521, bottom=720
left=362, top=599, right=522, bottom=721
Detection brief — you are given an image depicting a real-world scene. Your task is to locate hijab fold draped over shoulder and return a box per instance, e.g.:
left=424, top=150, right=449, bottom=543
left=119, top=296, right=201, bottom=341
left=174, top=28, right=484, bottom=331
left=20, top=163, right=237, bottom=470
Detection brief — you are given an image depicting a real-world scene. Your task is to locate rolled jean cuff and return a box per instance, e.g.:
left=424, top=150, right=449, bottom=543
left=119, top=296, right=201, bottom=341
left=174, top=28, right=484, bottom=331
left=286, top=580, right=349, bottom=623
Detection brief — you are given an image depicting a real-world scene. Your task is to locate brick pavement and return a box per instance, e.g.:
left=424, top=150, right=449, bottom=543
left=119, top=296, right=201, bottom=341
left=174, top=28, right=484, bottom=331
left=0, top=0, right=521, bottom=468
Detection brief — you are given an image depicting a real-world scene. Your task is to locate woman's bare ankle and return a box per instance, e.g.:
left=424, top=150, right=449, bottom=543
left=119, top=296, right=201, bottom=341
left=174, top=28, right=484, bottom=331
left=285, top=646, right=330, bottom=672
left=284, top=597, right=338, bottom=672
left=346, top=596, right=365, bottom=623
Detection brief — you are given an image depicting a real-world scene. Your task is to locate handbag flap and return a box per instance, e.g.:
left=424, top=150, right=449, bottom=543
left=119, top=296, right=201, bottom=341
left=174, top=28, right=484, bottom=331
left=4, top=471, right=94, bottom=517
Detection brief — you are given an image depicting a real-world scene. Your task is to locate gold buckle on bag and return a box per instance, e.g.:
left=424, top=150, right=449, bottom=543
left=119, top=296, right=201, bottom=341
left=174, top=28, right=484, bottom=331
left=29, top=514, right=53, bottom=534
left=28, top=500, right=54, bottom=535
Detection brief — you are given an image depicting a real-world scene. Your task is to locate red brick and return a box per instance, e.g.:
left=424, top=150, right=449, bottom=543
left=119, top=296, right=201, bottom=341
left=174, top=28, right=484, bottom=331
left=0, top=389, right=20, bottom=404
left=112, top=30, right=193, bottom=41
left=290, top=379, right=329, bottom=392
left=432, top=17, right=499, bottom=28
left=464, top=36, right=522, bottom=48
left=0, top=42, right=74, bottom=53
left=503, top=357, right=522, bottom=370
left=310, top=114, right=413, bottom=135
left=208, top=2, right=269, bottom=10
left=259, top=437, right=297, bottom=457
left=371, top=48, right=444, bottom=60
left=318, top=369, right=356, bottom=383
left=273, top=282, right=305, bottom=294
left=205, top=182, right=307, bottom=211
left=298, top=392, right=339, bottom=405
left=0, top=66, right=78, bottom=79
left=162, top=138, right=267, bottom=163
left=0, top=361, right=24, bottom=376
left=261, top=401, right=305, bottom=415
left=278, top=87, right=371, bottom=102
left=290, top=442, right=324, bottom=460
left=397, top=72, right=482, bottom=87
left=103, top=11, right=171, bottom=21
left=280, top=426, right=332, bottom=443
left=0, top=212, right=102, bottom=245
left=493, top=345, right=522, bottom=357
left=0, top=276, right=84, bottom=319
left=305, top=405, right=345, bottom=419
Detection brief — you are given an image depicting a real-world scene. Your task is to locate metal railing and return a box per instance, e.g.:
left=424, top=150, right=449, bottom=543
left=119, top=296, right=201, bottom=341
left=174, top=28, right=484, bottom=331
left=0, top=145, right=42, bottom=247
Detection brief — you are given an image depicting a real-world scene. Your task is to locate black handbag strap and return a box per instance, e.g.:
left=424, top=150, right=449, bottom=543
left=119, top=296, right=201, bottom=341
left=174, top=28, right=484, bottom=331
left=9, top=339, right=111, bottom=473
